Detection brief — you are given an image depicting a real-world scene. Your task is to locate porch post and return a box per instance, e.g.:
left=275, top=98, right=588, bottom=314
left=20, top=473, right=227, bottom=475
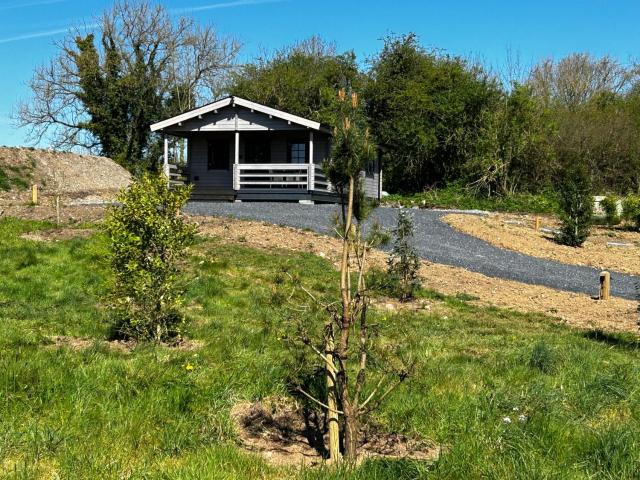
left=308, top=130, right=315, bottom=191
left=163, top=136, right=170, bottom=180
left=233, top=131, right=240, bottom=190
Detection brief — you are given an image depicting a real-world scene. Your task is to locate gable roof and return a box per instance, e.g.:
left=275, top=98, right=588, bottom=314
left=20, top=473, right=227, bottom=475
left=150, top=96, right=323, bottom=132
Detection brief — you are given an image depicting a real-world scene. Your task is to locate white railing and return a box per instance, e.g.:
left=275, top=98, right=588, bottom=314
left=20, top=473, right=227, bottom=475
left=233, top=163, right=332, bottom=192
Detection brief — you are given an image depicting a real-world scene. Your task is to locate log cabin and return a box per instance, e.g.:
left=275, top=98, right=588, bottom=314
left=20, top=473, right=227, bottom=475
left=150, top=96, right=382, bottom=203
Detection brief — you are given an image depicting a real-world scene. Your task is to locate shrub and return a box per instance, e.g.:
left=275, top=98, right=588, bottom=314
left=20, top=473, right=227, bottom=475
left=387, top=210, right=421, bottom=301
left=600, top=195, right=620, bottom=226
left=555, top=165, right=593, bottom=247
left=103, top=174, right=196, bottom=341
left=622, top=195, right=640, bottom=230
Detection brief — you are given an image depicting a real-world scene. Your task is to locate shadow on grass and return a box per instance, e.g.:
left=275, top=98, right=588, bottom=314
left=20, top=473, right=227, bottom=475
left=584, top=329, right=640, bottom=350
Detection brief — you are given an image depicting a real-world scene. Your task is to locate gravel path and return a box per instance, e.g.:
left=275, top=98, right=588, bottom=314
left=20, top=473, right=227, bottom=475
left=185, top=202, right=639, bottom=300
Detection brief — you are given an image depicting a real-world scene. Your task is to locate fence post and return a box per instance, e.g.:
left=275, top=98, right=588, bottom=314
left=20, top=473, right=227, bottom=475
left=31, top=184, right=38, bottom=205
left=535, top=217, right=541, bottom=231
left=599, top=271, right=610, bottom=300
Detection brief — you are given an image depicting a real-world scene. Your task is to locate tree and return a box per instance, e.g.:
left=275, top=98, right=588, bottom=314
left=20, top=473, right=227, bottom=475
left=387, top=210, right=421, bottom=301
left=466, top=83, right=556, bottom=196
left=17, top=1, right=239, bottom=172
left=316, top=91, right=410, bottom=461
left=230, top=36, right=364, bottom=126
left=555, top=163, right=593, bottom=247
left=103, top=173, right=196, bottom=341
left=528, top=54, right=640, bottom=109
left=365, top=33, right=501, bottom=193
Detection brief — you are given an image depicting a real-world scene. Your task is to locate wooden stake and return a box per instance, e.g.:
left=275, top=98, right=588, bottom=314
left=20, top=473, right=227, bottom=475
left=31, top=184, right=38, bottom=205
left=535, top=217, right=541, bottom=231
left=599, top=271, right=610, bottom=300
left=55, top=195, right=60, bottom=226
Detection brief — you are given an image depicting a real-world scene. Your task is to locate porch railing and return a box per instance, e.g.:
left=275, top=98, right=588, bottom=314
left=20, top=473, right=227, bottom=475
left=233, top=163, right=332, bottom=192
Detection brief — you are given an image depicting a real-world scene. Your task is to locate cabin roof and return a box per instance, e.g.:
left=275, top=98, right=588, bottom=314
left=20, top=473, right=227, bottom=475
left=150, top=96, right=324, bottom=133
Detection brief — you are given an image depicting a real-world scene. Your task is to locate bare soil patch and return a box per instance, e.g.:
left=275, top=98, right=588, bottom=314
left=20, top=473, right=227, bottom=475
left=231, top=398, right=439, bottom=468
left=0, top=202, right=108, bottom=223
left=194, top=215, right=639, bottom=334
left=444, top=213, right=640, bottom=275
left=21, top=228, right=94, bottom=242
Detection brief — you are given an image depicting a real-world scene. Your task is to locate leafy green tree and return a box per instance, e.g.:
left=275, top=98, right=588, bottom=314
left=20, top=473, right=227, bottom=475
left=387, top=210, right=421, bottom=301
left=18, top=1, right=239, bottom=173
left=365, top=33, right=501, bottom=193
left=555, top=163, right=593, bottom=247
left=467, top=83, right=556, bottom=196
left=230, top=36, right=363, bottom=126
left=103, top=174, right=196, bottom=341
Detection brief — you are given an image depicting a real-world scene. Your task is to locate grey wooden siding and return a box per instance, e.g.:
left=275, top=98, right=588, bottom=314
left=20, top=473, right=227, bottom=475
left=362, top=157, right=381, bottom=199
left=188, top=136, right=233, bottom=189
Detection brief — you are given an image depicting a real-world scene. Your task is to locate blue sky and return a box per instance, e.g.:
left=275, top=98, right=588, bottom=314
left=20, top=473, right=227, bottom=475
left=0, top=0, right=639, bottom=147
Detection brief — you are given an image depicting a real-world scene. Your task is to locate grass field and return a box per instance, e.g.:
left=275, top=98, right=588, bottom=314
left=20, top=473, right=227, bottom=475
left=1, top=217, right=640, bottom=479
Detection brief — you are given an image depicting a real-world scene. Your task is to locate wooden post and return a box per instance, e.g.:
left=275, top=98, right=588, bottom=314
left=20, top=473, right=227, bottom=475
left=233, top=131, right=240, bottom=190
left=599, top=271, right=610, bottom=300
left=31, top=184, right=38, bottom=205
left=535, top=217, right=541, bottom=231
left=325, top=329, right=340, bottom=462
left=308, top=130, right=314, bottom=191
left=55, top=195, right=60, bottom=226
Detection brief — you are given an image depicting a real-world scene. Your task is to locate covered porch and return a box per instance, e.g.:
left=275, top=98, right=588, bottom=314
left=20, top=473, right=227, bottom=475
left=152, top=96, right=338, bottom=203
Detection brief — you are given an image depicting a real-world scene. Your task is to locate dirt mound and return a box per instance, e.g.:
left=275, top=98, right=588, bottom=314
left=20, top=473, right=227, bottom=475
left=0, top=147, right=130, bottom=199
left=231, top=398, right=440, bottom=468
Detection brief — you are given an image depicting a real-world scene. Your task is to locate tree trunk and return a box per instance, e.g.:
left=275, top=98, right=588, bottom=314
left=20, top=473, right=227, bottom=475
left=342, top=403, right=359, bottom=460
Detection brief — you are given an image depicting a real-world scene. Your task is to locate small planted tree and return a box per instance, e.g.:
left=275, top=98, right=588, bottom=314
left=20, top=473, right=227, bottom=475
left=600, top=195, right=620, bottom=226
left=289, top=90, right=411, bottom=463
left=387, top=210, right=421, bottom=301
left=104, top=173, right=196, bottom=341
left=555, top=164, right=593, bottom=247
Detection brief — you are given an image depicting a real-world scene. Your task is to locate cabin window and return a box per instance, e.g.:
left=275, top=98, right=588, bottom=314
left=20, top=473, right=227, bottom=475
left=245, top=140, right=271, bottom=164
left=288, top=142, right=306, bottom=164
left=207, top=139, right=229, bottom=170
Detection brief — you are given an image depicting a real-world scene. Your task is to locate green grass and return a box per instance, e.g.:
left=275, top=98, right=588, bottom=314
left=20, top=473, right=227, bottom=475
left=383, top=186, right=559, bottom=214
left=1, top=217, right=640, bottom=478
left=0, top=162, right=33, bottom=191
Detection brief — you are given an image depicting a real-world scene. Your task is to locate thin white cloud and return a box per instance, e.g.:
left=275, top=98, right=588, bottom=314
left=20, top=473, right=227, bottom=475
left=0, top=0, right=67, bottom=11
left=172, top=0, right=287, bottom=14
left=0, top=23, right=98, bottom=45
left=0, top=0, right=284, bottom=45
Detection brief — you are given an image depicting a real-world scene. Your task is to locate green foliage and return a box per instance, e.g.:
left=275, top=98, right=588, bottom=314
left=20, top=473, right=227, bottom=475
left=103, top=174, right=196, bottom=341
left=622, top=195, right=640, bottom=230
left=600, top=195, right=621, bottom=226
left=528, top=341, right=558, bottom=374
left=230, top=36, right=363, bottom=126
left=323, top=90, right=376, bottom=223
left=365, top=33, right=501, bottom=193
left=384, top=186, right=559, bottom=214
left=386, top=210, right=421, bottom=301
left=0, top=161, right=34, bottom=191
left=555, top=164, right=593, bottom=247
left=466, top=83, right=556, bottom=196
left=3, top=217, right=640, bottom=477
left=0, top=167, right=9, bottom=191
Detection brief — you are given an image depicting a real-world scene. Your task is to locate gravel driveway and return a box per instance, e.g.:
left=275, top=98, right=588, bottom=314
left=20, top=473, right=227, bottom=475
left=185, top=202, right=639, bottom=300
